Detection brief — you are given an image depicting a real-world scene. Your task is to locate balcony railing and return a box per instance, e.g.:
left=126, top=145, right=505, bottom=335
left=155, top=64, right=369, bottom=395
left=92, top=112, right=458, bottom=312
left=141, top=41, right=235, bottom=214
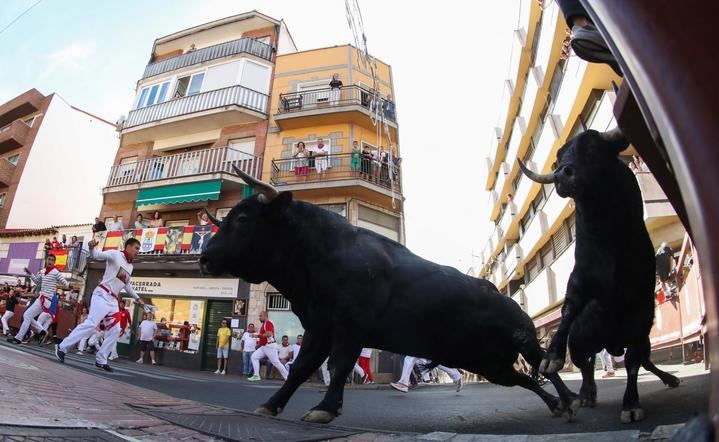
left=270, top=152, right=401, bottom=193
left=106, top=146, right=262, bottom=188
left=93, top=225, right=217, bottom=257
left=276, top=85, right=397, bottom=123
left=124, top=85, right=268, bottom=130
left=143, top=38, right=273, bottom=80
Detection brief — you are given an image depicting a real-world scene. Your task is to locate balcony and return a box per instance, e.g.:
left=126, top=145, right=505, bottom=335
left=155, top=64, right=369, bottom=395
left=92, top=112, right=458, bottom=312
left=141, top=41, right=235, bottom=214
left=93, top=224, right=218, bottom=259
left=519, top=209, right=548, bottom=260
left=636, top=171, right=677, bottom=220
left=519, top=68, right=540, bottom=126
left=518, top=0, right=533, bottom=47
left=105, top=146, right=261, bottom=193
left=493, top=261, right=508, bottom=289
left=274, top=85, right=398, bottom=135
left=533, top=115, right=560, bottom=172
left=505, top=117, right=526, bottom=168
left=122, top=85, right=269, bottom=144
left=488, top=189, right=499, bottom=208
left=0, top=89, right=44, bottom=128
left=505, top=243, right=524, bottom=277
left=524, top=267, right=553, bottom=317
left=492, top=224, right=504, bottom=251
left=534, top=0, right=561, bottom=84
left=494, top=162, right=509, bottom=200
left=269, top=153, right=401, bottom=198
left=0, top=158, right=17, bottom=187
left=553, top=56, right=589, bottom=133
left=514, top=160, right=536, bottom=211
left=0, top=119, right=30, bottom=154
left=542, top=187, right=572, bottom=230
left=142, top=38, right=273, bottom=80
left=498, top=202, right=516, bottom=237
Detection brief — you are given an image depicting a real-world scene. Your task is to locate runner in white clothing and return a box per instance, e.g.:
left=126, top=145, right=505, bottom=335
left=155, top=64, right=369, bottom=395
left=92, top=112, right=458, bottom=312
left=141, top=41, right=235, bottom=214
left=390, top=356, right=463, bottom=393
left=8, top=254, right=69, bottom=345
left=56, top=238, right=144, bottom=372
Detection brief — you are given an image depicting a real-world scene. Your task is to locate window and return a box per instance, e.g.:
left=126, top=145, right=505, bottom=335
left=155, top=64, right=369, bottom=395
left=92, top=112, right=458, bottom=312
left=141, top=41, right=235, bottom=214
left=166, top=220, right=189, bottom=227
left=215, top=208, right=231, bottom=220
left=174, top=72, right=205, bottom=98
left=256, top=36, right=271, bottom=45
left=540, top=241, right=553, bottom=267
left=318, top=204, right=347, bottom=218
left=240, top=60, right=271, bottom=94
left=228, top=137, right=256, bottom=156
left=23, top=116, right=36, bottom=127
left=552, top=222, right=571, bottom=257
left=357, top=205, right=400, bottom=241
left=0, top=193, right=6, bottom=208
left=136, top=81, right=170, bottom=108
left=267, top=292, right=290, bottom=311
left=117, top=156, right=137, bottom=178
left=149, top=298, right=206, bottom=344
left=7, top=154, right=20, bottom=166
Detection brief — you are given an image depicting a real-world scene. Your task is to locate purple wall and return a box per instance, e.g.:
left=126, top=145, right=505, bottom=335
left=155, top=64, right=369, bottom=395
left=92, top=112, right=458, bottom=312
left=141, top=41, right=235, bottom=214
left=0, top=242, right=42, bottom=274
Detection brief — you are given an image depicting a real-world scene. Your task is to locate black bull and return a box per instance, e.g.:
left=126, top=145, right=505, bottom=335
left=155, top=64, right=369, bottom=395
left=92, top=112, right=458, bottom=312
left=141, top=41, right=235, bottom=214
left=199, top=167, right=579, bottom=424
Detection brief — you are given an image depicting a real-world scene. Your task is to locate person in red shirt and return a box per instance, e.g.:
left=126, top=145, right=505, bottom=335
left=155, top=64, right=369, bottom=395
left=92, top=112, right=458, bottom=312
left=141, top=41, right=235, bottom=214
left=248, top=311, right=288, bottom=381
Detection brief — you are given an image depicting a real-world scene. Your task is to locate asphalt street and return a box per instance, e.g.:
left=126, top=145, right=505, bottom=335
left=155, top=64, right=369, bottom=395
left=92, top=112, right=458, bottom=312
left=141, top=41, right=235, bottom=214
left=3, top=341, right=708, bottom=435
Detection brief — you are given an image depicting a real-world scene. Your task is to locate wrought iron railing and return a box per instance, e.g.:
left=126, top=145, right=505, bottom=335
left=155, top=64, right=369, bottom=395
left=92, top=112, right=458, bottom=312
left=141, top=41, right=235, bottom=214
left=276, top=85, right=397, bottom=123
left=143, top=38, right=273, bottom=80
left=106, top=146, right=262, bottom=187
left=124, top=85, right=268, bottom=130
left=270, top=152, right=401, bottom=193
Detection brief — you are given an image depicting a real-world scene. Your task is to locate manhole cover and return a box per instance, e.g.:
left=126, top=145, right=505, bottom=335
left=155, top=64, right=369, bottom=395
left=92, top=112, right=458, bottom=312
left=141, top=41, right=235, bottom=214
left=133, top=405, right=358, bottom=442
left=0, top=426, right=124, bottom=441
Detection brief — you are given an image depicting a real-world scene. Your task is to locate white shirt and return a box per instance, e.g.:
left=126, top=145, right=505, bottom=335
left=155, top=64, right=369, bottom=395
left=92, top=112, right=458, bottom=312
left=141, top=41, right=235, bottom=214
left=89, top=249, right=139, bottom=299
left=108, top=222, right=124, bottom=232
left=360, top=348, right=372, bottom=358
left=290, top=343, right=301, bottom=361
left=241, top=332, right=257, bottom=352
left=278, top=343, right=291, bottom=359
left=139, top=320, right=157, bottom=341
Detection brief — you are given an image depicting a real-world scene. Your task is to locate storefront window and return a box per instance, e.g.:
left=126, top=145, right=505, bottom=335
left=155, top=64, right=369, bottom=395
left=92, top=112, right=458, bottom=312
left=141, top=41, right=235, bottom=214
left=149, top=297, right=205, bottom=354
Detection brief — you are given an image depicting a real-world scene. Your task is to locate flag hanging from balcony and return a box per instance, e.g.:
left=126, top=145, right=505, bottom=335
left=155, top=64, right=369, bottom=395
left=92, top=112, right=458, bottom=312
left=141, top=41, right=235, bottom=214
left=102, top=231, right=123, bottom=251
left=153, top=228, right=168, bottom=252
left=52, top=249, right=69, bottom=271
left=164, top=227, right=184, bottom=254
left=139, top=228, right=158, bottom=253
left=180, top=225, right=218, bottom=253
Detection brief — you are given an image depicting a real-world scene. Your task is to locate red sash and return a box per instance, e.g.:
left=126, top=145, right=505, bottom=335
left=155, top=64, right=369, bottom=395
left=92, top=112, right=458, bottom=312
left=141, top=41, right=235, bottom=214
left=98, top=284, right=122, bottom=329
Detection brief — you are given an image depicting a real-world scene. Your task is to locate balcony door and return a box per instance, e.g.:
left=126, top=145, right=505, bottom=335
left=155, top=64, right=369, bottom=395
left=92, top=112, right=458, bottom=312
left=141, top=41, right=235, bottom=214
left=227, top=138, right=255, bottom=175
left=297, top=80, right=330, bottom=107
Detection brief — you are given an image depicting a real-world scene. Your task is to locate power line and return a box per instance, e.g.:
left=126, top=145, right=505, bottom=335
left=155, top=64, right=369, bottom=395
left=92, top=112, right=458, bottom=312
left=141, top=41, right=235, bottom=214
left=0, top=0, right=42, bottom=37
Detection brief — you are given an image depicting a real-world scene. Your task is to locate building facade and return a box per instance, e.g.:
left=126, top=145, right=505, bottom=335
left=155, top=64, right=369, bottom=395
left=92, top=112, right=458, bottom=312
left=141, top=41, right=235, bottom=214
left=0, top=89, right=116, bottom=229
left=98, top=11, right=403, bottom=378
left=478, top=1, right=689, bottom=358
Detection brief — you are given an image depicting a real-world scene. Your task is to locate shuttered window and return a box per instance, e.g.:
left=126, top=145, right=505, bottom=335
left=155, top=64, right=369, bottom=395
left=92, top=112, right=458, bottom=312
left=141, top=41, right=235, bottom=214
left=540, top=241, right=554, bottom=267
left=552, top=221, right=571, bottom=257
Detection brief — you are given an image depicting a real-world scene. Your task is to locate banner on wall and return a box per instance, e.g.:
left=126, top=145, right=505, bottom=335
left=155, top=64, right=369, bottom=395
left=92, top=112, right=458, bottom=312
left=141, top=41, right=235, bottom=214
left=129, top=277, right=239, bottom=298
left=51, top=249, right=69, bottom=271
left=139, top=228, right=158, bottom=253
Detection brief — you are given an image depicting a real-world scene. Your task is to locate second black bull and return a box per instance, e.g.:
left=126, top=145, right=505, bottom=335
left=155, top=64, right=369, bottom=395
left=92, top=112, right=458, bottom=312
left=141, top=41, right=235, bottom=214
left=199, top=166, right=579, bottom=424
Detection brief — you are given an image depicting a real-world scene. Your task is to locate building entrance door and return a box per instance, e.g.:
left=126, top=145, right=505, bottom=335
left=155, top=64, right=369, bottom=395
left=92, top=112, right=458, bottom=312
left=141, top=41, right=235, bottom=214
left=201, top=300, right=232, bottom=371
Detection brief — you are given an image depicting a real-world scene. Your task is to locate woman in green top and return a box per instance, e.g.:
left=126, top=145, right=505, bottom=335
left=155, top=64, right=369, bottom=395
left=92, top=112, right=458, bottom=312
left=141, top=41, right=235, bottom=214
left=350, top=140, right=361, bottom=175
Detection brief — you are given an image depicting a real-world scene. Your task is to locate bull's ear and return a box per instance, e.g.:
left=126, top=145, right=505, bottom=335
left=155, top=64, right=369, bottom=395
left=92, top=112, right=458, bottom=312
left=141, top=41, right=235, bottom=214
left=600, top=127, right=630, bottom=155
left=267, top=191, right=292, bottom=217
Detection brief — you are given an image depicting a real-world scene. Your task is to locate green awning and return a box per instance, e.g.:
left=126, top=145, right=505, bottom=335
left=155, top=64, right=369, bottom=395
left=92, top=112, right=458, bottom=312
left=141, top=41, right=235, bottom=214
left=136, top=180, right=221, bottom=207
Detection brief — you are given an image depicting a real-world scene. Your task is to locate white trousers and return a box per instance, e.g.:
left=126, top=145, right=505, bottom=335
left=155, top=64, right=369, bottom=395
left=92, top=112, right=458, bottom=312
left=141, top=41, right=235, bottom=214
left=60, top=288, right=120, bottom=365
left=600, top=349, right=614, bottom=372
left=251, top=343, right=288, bottom=380
left=78, top=337, right=89, bottom=351
left=1, top=310, right=14, bottom=333
left=318, top=358, right=365, bottom=385
left=37, top=313, right=52, bottom=332
left=315, top=157, right=328, bottom=173
left=398, top=356, right=461, bottom=385
left=14, top=297, right=46, bottom=340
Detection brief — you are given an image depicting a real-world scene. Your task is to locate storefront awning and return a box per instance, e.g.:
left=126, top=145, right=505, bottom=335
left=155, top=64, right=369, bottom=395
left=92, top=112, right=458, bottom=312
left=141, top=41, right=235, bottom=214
left=136, top=180, right=221, bottom=207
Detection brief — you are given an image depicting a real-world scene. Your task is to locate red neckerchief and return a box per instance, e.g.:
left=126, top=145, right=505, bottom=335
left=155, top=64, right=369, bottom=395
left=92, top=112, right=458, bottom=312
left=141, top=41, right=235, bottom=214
left=44, top=266, right=56, bottom=275
left=122, top=250, right=133, bottom=263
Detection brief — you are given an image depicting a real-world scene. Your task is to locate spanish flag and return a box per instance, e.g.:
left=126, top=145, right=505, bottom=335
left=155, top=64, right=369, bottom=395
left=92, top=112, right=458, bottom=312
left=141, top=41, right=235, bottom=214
left=102, top=231, right=123, bottom=251
left=52, top=249, right=69, bottom=271
left=154, top=227, right=168, bottom=252
left=181, top=226, right=195, bottom=252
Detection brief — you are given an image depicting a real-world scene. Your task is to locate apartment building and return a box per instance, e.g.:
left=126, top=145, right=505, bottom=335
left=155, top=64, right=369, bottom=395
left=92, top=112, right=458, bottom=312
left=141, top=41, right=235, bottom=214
left=478, top=1, right=686, bottom=352
left=98, top=11, right=403, bottom=378
left=0, top=89, right=116, bottom=229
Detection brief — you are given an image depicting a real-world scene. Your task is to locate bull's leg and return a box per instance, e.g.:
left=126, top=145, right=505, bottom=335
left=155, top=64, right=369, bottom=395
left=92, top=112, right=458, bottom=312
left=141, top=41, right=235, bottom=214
left=255, top=332, right=329, bottom=417
left=301, top=345, right=361, bottom=424
left=520, top=338, right=578, bottom=416
left=484, top=368, right=575, bottom=421
left=639, top=337, right=680, bottom=388
left=541, top=295, right=585, bottom=375
left=576, top=355, right=598, bottom=408
left=620, top=343, right=645, bottom=423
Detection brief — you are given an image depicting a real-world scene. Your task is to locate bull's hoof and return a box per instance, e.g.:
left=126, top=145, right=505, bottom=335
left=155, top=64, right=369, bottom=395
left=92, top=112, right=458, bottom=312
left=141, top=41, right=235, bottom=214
left=254, top=406, right=278, bottom=417
left=563, top=397, right=580, bottom=422
left=301, top=409, right=337, bottom=424
left=665, top=375, right=680, bottom=388
left=579, top=393, right=597, bottom=408
left=539, top=357, right=565, bottom=375
left=620, top=407, right=645, bottom=423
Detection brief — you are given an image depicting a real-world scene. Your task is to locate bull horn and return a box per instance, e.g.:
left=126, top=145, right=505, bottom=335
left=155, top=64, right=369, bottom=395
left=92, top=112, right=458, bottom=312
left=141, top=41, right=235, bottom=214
left=518, top=159, right=554, bottom=184
left=204, top=208, right=221, bottom=226
left=232, top=164, right=279, bottom=204
left=600, top=126, right=625, bottom=143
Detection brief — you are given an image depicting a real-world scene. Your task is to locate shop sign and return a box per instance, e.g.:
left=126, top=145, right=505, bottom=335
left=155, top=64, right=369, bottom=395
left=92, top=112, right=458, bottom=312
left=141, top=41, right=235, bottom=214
left=129, top=277, right=239, bottom=298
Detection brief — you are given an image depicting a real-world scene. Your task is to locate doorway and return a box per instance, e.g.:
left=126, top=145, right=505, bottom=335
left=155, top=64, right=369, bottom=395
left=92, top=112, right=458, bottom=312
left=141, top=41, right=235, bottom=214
left=201, top=300, right=233, bottom=371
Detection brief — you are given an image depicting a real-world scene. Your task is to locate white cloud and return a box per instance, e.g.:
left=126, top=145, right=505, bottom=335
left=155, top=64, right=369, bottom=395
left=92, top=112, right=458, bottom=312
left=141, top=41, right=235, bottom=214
left=40, top=40, right=97, bottom=79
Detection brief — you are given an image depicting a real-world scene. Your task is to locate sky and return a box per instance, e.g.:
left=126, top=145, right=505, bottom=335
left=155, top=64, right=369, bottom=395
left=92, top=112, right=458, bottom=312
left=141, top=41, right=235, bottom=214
left=0, top=0, right=521, bottom=272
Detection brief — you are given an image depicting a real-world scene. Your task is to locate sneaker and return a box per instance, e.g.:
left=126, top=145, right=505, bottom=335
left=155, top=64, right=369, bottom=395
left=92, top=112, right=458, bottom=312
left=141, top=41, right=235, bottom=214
left=37, top=330, right=47, bottom=344
left=151, top=360, right=157, bottom=365
left=455, top=377, right=464, bottom=393
left=221, top=370, right=226, bottom=375
left=248, top=375, right=261, bottom=382
left=136, top=358, right=143, bottom=363
left=109, top=355, right=118, bottom=361
left=6, top=337, right=21, bottom=344
left=95, top=362, right=114, bottom=372
left=54, top=345, right=65, bottom=363
left=570, top=23, right=622, bottom=76
left=361, top=373, right=370, bottom=384
left=602, top=371, right=616, bottom=378
left=214, top=369, right=221, bottom=374
left=76, top=351, right=84, bottom=355
left=390, top=382, right=409, bottom=393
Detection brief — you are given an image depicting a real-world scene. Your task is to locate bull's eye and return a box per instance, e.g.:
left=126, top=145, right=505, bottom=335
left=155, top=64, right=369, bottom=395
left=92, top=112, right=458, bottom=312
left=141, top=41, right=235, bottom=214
left=551, top=162, right=557, bottom=170
left=235, top=214, right=249, bottom=224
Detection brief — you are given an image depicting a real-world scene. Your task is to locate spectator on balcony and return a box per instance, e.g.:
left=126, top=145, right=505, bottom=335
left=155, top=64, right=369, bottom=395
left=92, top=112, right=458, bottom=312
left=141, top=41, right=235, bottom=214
left=50, top=237, right=62, bottom=249
left=61, top=234, right=68, bottom=248
left=43, top=239, right=52, bottom=253
left=383, top=94, right=396, bottom=120
left=197, top=211, right=210, bottom=226
left=351, top=140, right=361, bottom=176
left=108, top=216, right=124, bottom=232
left=361, top=144, right=373, bottom=179
left=92, top=217, right=107, bottom=233
left=149, top=211, right=164, bottom=228
left=293, top=141, right=309, bottom=177
left=134, top=214, right=146, bottom=229
left=392, top=148, right=402, bottom=182
left=380, top=148, right=390, bottom=185
left=656, top=242, right=676, bottom=298
left=67, top=236, right=80, bottom=271
left=329, top=73, right=343, bottom=106
left=314, top=138, right=329, bottom=177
